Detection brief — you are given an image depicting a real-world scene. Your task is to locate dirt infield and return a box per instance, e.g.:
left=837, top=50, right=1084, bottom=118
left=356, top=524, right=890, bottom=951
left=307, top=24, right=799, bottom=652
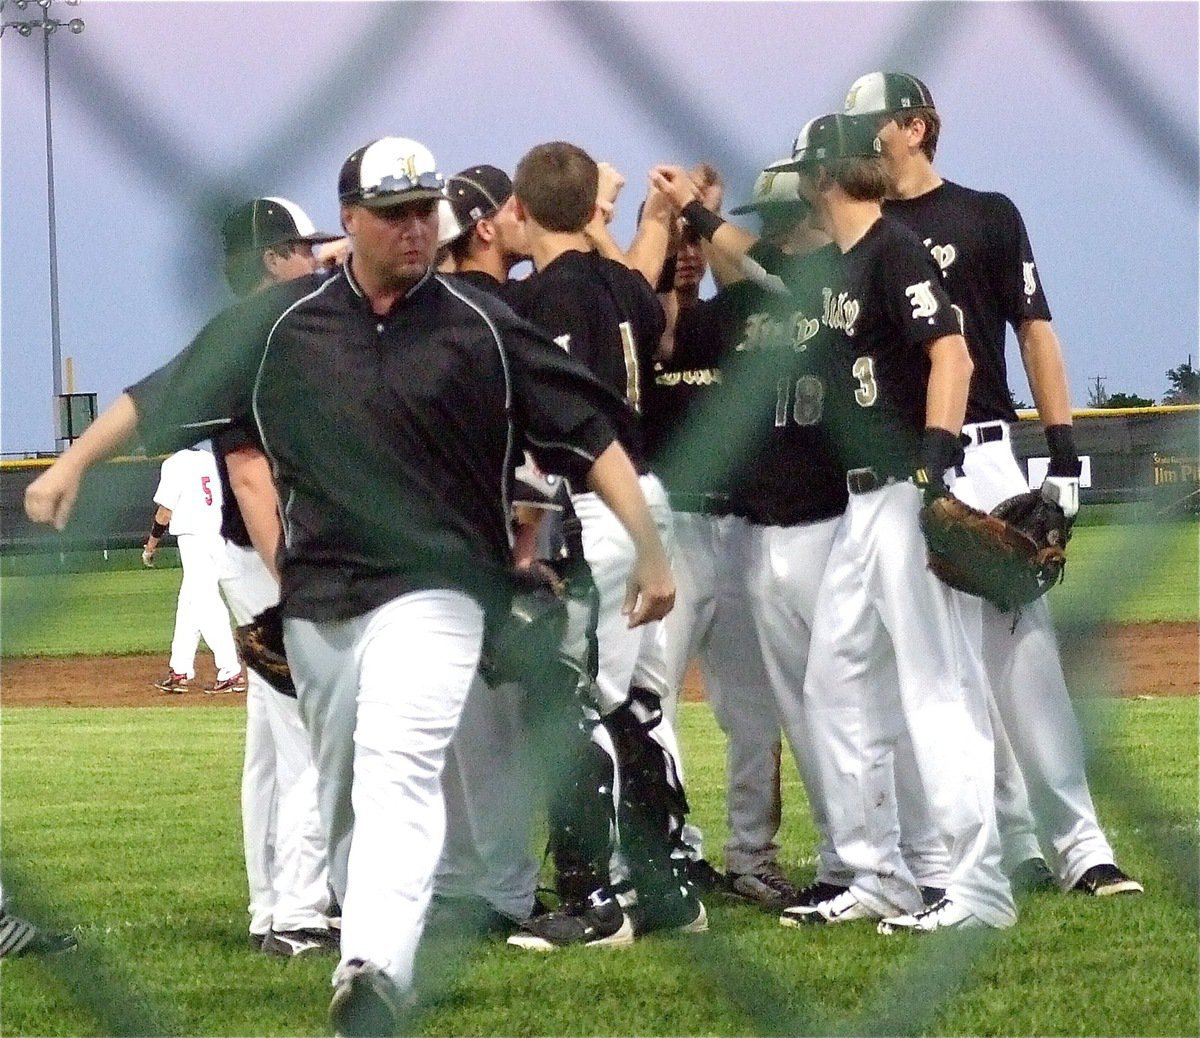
left=1, top=621, right=1195, bottom=707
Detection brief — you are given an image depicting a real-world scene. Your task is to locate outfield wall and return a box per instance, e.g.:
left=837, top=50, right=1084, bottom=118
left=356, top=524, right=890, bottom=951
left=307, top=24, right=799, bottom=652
left=1, top=406, right=1196, bottom=553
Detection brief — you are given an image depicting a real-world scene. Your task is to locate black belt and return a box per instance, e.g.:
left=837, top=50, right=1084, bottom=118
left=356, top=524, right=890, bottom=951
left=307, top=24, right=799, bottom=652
left=669, top=492, right=735, bottom=517
left=961, top=421, right=1007, bottom=448
left=845, top=467, right=906, bottom=495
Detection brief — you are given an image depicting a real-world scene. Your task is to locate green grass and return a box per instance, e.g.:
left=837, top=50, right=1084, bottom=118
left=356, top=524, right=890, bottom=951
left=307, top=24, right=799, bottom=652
left=2, top=520, right=1195, bottom=660
left=1, top=517, right=1195, bottom=1034
left=1, top=699, right=1196, bottom=1037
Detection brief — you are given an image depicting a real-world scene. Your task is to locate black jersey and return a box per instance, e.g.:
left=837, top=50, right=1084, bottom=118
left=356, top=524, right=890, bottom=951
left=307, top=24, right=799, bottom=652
left=883, top=180, right=1052, bottom=423
left=819, top=216, right=962, bottom=476
left=643, top=281, right=753, bottom=506
left=128, top=264, right=625, bottom=623
left=451, top=268, right=525, bottom=308
left=513, top=249, right=666, bottom=474
left=645, top=245, right=847, bottom=525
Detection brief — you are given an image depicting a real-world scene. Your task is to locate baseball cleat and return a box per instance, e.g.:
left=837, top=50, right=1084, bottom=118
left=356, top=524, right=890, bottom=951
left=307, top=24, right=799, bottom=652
left=154, top=671, right=191, bottom=694
left=780, top=889, right=881, bottom=927
left=780, top=880, right=850, bottom=910
left=877, top=897, right=1006, bottom=934
left=261, top=926, right=339, bottom=957
left=1072, top=863, right=1143, bottom=897
left=0, top=910, right=78, bottom=958
left=1009, top=857, right=1057, bottom=893
left=507, top=894, right=633, bottom=950
left=204, top=673, right=247, bottom=695
left=631, top=893, right=708, bottom=937
left=329, top=958, right=410, bottom=1038
left=920, top=885, right=947, bottom=907
left=726, top=863, right=806, bottom=910
left=684, top=857, right=728, bottom=894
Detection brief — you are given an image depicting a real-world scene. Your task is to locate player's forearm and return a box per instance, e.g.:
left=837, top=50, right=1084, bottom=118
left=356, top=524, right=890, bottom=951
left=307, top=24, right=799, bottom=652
left=624, top=217, right=670, bottom=288
left=227, top=448, right=282, bottom=581
left=240, top=501, right=282, bottom=583
left=143, top=505, right=171, bottom=555
left=924, top=334, right=973, bottom=433
left=1018, top=319, right=1073, bottom=426
left=584, top=218, right=627, bottom=265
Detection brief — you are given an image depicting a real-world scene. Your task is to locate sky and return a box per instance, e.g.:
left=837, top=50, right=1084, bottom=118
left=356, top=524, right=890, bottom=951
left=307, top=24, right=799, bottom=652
left=1, top=0, right=1197, bottom=454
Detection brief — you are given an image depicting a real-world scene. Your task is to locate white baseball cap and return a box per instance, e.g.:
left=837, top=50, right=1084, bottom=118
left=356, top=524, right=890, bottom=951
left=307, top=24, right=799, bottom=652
left=337, top=137, right=446, bottom=208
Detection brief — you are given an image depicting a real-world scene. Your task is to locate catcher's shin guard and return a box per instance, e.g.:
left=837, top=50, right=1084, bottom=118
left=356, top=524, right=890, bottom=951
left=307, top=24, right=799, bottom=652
left=606, top=686, right=694, bottom=913
left=548, top=726, right=618, bottom=903
left=520, top=656, right=617, bottom=903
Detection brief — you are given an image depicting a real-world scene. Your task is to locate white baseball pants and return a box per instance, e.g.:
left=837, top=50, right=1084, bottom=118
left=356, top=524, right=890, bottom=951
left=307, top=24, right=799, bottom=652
left=953, top=424, right=1117, bottom=888
left=662, top=511, right=783, bottom=876
left=221, top=543, right=329, bottom=936
left=747, top=514, right=842, bottom=882
left=803, top=480, right=1015, bottom=926
left=169, top=532, right=240, bottom=680
left=285, top=589, right=484, bottom=996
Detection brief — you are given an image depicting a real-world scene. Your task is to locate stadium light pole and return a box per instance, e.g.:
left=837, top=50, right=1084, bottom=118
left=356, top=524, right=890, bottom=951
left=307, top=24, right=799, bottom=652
left=1, top=0, right=85, bottom=450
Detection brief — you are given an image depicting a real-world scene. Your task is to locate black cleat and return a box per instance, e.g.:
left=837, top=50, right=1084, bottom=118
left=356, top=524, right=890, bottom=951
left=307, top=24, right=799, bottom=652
left=0, top=910, right=77, bottom=958
left=1010, top=857, right=1057, bottom=893
left=507, top=893, right=633, bottom=950
left=1072, top=863, right=1143, bottom=897
left=261, top=926, right=339, bottom=957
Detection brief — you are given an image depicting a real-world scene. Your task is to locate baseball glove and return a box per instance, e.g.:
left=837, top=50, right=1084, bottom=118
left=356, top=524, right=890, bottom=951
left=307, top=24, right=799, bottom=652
left=234, top=604, right=296, bottom=695
left=919, top=492, right=1068, bottom=612
left=480, top=563, right=571, bottom=689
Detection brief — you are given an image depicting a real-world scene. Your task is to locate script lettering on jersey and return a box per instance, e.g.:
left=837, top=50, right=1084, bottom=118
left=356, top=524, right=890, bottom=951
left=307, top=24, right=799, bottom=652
left=821, top=288, right=861, bottom=337
left=923, top=238, right=957, bottom=272
left=905, top=280, right=940, bottom=322
left=1022, top=262, right=1038, bottom=299
left=735, top=310, right=820, bottom=353
left=655, top=368, right=722, bottom=388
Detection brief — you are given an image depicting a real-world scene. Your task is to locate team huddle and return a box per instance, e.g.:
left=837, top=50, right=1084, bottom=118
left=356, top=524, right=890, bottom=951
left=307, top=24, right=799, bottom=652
left=24, top=71, right=1142, bottom=1033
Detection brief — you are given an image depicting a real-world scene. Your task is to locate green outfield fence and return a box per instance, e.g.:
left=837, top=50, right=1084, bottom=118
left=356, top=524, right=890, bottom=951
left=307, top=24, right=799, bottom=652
left=2, top=406, right=1195, bottom=557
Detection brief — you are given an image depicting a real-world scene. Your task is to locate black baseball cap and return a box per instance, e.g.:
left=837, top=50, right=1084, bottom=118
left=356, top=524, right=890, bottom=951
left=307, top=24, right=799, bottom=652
left=445, top=165, right=513, bottom=240
left=843, top=72, right=935, bottom=116
left=338, top=136, right=446, bottom=208
left=775, top=113, right=882, bottom=171
left=221, top=197, right=339, bottom=257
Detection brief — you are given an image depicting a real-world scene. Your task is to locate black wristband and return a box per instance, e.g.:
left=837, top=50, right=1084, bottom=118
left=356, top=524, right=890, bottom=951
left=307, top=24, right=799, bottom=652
left=681, top=200, right=724, bottom=242
left=150, top=520, right=168, bottom=539
left=654, top=253, right=677, bottom=294
left=1045, top=424, right=1082, bottom=477
left=920, top=427, right=965, bottom=486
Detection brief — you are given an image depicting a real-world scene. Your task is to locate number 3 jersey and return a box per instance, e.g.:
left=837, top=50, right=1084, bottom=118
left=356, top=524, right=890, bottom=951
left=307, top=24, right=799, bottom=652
left=883, top=181, right=1053, bottom=424
left=153, top=446, right=224, bottom=537
left=818, top=216, right=962, bottom=477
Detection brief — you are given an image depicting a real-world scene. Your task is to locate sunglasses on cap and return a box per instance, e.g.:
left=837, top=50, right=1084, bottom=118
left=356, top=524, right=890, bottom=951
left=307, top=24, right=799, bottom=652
left=343, top=171, right=446, bottom=204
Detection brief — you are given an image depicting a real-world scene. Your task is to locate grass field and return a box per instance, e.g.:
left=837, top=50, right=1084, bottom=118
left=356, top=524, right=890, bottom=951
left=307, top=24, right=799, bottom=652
left=1, top=698, right=1196, bottom=1037
left=1, top=518, right=1196, bottom=1036
left=2, top=520, right=1196, bottom=658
